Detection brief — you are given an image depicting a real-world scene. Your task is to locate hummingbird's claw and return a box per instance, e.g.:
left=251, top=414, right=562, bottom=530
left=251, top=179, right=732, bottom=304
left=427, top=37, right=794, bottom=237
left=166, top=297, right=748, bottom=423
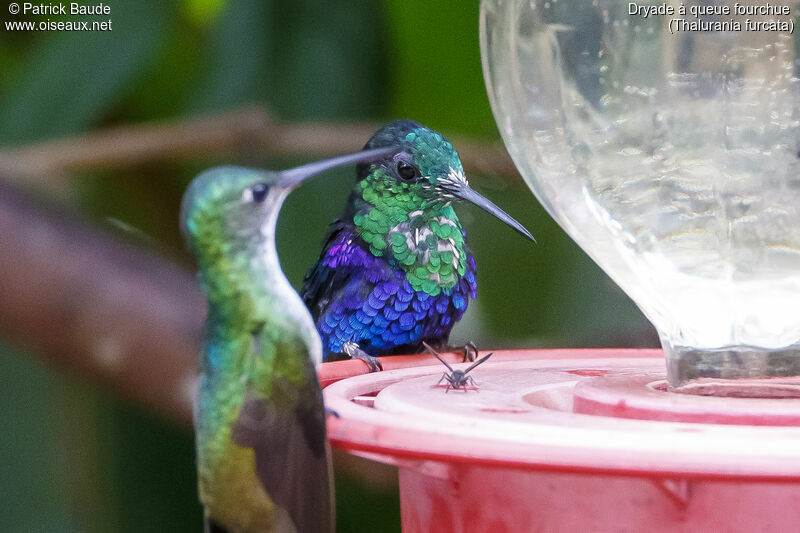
left=342, top=341, right=384, bottom=372
left=462, top=341, right=479, bottom=363
left=325, top=407, right=340, bottom=418
left=438, top=341, right=479, bottom=362
left=354, top=353, right=383, bottom=373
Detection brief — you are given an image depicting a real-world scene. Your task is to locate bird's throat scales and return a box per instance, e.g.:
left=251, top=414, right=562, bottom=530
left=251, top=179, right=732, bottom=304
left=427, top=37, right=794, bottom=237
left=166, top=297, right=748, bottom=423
left=353, top=169, right=469, bottom=298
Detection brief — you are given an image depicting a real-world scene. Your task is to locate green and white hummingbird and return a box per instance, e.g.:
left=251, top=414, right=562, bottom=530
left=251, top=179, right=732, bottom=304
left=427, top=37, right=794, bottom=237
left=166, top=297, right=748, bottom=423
left=180, top=147, right=394, bottom=533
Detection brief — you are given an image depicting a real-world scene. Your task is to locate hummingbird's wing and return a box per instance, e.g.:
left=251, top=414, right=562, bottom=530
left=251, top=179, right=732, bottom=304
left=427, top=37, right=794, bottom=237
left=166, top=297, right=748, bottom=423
left=231, top=341, right=333, bottom=533
left=301, top=221, right=354, bottom=319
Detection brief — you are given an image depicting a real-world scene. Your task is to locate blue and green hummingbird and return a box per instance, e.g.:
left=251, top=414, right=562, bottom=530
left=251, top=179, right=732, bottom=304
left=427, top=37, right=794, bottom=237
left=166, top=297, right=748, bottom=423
left=180, top=147, right=394, bottom=533
left=302, top=120, right=534, bottom=370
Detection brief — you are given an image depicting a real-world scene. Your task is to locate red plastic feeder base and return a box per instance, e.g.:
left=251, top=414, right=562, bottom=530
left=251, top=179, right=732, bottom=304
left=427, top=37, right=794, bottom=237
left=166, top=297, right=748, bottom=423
left=321, top=349, right=800, bottom=532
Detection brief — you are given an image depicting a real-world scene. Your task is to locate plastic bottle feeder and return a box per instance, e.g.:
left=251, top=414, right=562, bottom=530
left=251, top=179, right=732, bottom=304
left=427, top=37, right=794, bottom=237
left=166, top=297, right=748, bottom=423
left=321, top=350, right=800, bottom=532
left=325, top=2, right=800, bottom=531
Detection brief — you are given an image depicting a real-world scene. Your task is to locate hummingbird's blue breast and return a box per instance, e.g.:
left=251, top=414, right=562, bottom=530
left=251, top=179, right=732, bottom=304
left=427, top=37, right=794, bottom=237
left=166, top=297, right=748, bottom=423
left=302, top=224, right=477, bottom=357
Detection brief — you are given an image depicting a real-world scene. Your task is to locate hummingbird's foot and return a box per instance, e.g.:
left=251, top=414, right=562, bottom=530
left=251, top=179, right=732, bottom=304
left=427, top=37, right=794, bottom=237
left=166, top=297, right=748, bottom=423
left=461, top=341, right=479, bottom=363
left=342, top=341, right=383, bottom=372
left=439, top=342, right=479, bottom=362
left=325, top=407, right=340, bottom=418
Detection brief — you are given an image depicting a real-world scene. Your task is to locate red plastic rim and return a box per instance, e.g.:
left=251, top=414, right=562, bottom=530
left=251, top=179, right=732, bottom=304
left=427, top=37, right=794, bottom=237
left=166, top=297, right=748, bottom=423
left=322, top=349, right=800, bottom=482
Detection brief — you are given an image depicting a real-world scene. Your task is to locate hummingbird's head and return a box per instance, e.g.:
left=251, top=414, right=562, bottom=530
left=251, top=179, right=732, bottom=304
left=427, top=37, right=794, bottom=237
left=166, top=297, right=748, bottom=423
left=354, top=120, right=534, bottom=241
left=180, top=167, right=282, bottom=265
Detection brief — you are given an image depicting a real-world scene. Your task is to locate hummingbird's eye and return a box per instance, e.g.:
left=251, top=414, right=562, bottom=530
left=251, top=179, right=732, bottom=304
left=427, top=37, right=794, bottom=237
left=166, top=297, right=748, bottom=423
left=250, top=183, right=269, bottom=203
left=396, top=161, right=419, bottom=181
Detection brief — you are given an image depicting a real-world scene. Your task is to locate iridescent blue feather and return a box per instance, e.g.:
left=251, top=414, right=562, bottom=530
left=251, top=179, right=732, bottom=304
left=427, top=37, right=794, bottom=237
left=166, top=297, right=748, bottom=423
left=302, top=222, right=476, bottom=358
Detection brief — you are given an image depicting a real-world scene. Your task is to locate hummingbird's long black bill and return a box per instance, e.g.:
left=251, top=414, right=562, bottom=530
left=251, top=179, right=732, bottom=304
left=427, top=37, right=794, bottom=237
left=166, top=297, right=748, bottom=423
left=280, top=146, right=397, bottom=187
left=454, top=185, right=535, bottom=242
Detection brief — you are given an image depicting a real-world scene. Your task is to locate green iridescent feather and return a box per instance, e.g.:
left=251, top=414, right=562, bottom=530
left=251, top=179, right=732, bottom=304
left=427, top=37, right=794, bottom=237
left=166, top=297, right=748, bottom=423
left=352, top=128, right=470, bottom=296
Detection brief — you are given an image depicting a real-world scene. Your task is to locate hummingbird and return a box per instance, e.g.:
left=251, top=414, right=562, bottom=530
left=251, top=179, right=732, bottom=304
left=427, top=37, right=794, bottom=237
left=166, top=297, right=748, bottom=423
left=180, top=147, right=394, bottom=533
left=302, top=120, right=534, bottom=370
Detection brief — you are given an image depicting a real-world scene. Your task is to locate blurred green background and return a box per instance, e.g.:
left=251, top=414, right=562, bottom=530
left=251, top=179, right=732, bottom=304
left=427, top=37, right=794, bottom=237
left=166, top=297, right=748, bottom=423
left=0, top=1, right=655, bottom=531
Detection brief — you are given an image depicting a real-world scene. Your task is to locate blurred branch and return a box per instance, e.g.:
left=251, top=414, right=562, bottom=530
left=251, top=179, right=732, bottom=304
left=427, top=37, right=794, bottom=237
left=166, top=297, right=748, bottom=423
left=0, top=107, right=521, bottom=183
left=0, top=180, right=203, bottom=425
